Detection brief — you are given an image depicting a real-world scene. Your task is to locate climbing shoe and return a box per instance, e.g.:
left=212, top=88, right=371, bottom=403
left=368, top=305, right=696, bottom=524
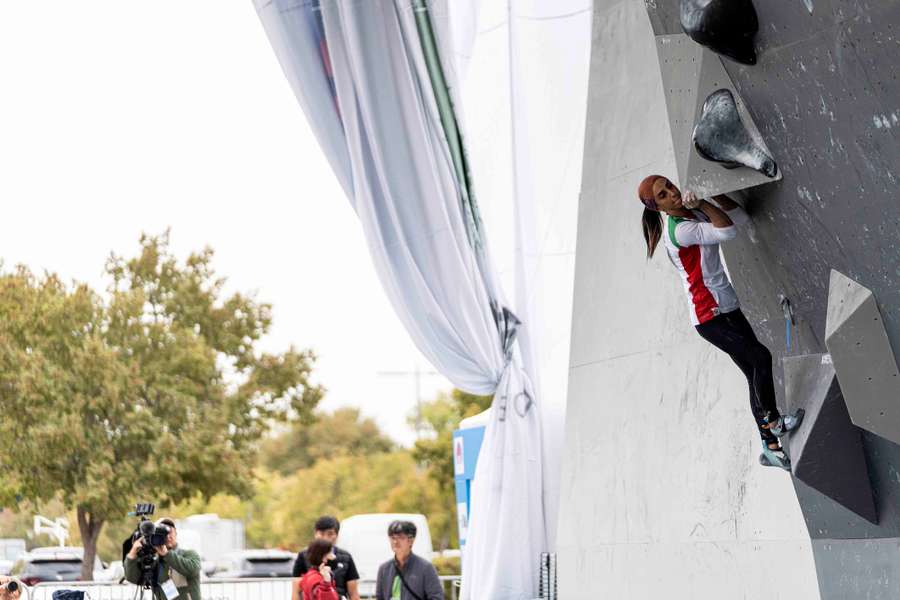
left=768, top=409, right=805, bottom=437
left=758, top=441, right=791, bottom=471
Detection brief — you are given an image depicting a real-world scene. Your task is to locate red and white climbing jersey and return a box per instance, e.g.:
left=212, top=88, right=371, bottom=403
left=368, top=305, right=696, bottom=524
left=663, top=203, right=750, bottom=326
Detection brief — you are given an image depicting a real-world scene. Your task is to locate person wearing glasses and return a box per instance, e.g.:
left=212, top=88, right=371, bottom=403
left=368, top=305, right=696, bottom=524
left=375, top=521, right=443, bottom=600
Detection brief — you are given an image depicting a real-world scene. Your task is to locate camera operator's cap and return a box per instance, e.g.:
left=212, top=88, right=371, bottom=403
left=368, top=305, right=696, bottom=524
left=387, top=520, right=417, bottom=538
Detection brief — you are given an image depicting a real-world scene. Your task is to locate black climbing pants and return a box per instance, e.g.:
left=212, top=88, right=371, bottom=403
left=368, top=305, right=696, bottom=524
left=695, top=309, right=780, bottom=445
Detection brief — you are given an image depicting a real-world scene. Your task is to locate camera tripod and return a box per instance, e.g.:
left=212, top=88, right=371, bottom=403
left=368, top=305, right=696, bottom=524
left=131, top=579, right=156, bottom=600
left=131, top=554, right=159, bottom=600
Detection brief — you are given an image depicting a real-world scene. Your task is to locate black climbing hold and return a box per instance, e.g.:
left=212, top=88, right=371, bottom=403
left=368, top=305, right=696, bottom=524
left=692, top=89, right=778, bottom=178
left=680, top=0, right=759, bottom=65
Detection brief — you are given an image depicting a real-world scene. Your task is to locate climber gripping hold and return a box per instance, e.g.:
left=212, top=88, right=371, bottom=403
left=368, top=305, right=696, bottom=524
left=638, top=175, right=804, bottom=471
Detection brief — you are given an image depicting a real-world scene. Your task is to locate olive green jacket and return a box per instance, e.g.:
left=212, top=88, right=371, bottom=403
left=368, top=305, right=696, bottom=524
left=124, top=547, right=202, bottom=600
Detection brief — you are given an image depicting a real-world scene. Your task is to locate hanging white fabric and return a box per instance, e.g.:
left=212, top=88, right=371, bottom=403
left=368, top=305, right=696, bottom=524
left=446, top=0, right=593, bottom=553
left=253, top=1, right=547, bottom=597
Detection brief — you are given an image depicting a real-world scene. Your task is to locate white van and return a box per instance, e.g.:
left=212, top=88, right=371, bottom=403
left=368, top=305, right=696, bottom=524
left=338, top=513, right=433, bottom=597
left=175, top=513, right=245, bottom=576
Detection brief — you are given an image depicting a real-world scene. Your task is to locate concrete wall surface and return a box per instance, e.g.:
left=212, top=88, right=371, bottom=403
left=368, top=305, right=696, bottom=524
left=557, top=1, right=821, bottom=598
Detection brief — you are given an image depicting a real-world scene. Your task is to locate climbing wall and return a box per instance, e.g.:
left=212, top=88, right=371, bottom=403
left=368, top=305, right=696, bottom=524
left=561, top=0, right=900, bottom=598
left=557, top=1, right=820, bottom=598
left=646, top=0, right=900, bottom=597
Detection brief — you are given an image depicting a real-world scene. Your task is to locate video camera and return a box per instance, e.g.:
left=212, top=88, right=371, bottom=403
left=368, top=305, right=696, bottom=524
left=134, top=504, right=170, bottom=548
left=122, top=503, right=171, bottom=590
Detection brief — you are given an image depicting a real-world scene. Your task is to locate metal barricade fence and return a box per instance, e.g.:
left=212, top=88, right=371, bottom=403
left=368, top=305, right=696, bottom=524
left=352, top=576, right=461, bottom=600
left=29, top=578, right=294, bottom=600
left=27, top=576, right=462, bottom=600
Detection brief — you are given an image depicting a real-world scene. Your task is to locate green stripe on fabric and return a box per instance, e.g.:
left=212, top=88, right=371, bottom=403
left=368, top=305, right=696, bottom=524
left=411, top=0, right=483, bottom=249
left=667, top=216, right=682, bottom=248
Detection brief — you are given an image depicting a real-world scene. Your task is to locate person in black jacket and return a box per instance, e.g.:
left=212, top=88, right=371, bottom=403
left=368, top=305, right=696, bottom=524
left=293, top=516, right=360, bottom=600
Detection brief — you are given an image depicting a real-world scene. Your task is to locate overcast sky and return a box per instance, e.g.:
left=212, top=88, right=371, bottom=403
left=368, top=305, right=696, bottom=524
left=0, top=1, right=451, bottom=446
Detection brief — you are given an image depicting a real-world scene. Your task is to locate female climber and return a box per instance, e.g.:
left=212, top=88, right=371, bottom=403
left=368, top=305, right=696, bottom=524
left=637, top=174, right=802, bottom=470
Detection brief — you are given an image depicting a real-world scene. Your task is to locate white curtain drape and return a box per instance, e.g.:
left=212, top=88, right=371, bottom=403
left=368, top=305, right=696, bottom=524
left=254, top=1, right=546, bottom=597
left=448, top=0, right=592, bottom=553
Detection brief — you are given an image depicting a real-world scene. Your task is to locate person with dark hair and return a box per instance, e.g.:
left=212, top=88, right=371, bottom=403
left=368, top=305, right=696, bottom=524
left=375, top=521, right=442, bottom=600
left=637, top=174, right=803, bottom=470
left=124, top=517, right=202, bottom=600
left=294, top=539, right=339, bottom=600
left=292, top=516, right=359, bottom=600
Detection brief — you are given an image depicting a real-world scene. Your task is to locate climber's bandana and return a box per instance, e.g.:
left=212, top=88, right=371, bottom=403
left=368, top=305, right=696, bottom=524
left=637, top=174, right=663, bottom=211
left=640, top=196, right=658, bottom=211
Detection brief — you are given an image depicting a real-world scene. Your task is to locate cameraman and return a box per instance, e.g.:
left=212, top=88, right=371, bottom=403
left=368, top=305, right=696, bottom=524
left=0, top=576, right=21, bottom=600
left=125, top=518, right=201, bottom=600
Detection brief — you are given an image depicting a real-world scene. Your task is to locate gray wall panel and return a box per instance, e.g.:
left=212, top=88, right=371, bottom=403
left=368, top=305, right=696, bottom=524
left=560, top=1, right=821, bottom=598
left=812, top=538, right=900, bottom=599
left=564, top=0, right=900, bottom=596
left=639, top=0, right=900, bottom=596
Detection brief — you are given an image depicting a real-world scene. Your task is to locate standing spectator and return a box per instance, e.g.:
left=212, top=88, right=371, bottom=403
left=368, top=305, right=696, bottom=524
left=293, top=540, right=339, bottom=600
left=375, top=521, right=443, bottom=600
left=293, top=516, right=360, bottom=600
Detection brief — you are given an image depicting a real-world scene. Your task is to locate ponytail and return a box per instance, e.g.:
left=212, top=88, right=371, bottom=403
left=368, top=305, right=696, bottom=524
left=637, top=174, right=665, bottom=258
left=642, top=208, right=663, bottom=259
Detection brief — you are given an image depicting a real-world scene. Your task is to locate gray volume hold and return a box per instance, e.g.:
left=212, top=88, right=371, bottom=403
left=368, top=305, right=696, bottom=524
left=692, top=89, right=778, bottom=177
left=825, top=270, right=900, bottom=445
left=783, top=354, right=878, bottom=524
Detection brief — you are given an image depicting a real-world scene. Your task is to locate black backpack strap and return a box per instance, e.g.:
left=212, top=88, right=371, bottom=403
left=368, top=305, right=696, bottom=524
left=394, top=560, right=425, bottom=600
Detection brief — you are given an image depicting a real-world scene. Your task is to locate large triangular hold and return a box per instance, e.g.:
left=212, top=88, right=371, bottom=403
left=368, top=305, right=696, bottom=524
left=783, top=354, right=877, bottom=524
left=654, top=34, right=781, bottom=198
left=825, top=270, right=900, bottom=445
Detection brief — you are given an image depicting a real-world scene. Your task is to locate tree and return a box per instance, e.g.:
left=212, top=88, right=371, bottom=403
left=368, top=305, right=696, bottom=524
left=0, top=232, right=324, bottom=579
left=266, top=450, right=443, bottom=551
left=409, top=389, right=491, bottom=549
left=271, top=453, right=395, bottom=548
left=259, top=407, right=396, bottom=475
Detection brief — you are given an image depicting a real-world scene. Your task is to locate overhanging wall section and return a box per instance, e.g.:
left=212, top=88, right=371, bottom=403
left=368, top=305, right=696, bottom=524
left=644, top=1, right=900, bottom=598
left=556, top=1, right=820, bottom=598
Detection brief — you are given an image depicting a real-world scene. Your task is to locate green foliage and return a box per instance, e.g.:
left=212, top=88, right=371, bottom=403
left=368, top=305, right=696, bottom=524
left=0, top=232, right=323, bottom=577
left=431, top=554, right=461, bottom=576
left=0, top=230, right=481, bottom=565
left=259, top=407, right=395, bottom=475
left=410, top=389, right=491, bottom=549
left=267, top=450, right=437, bottom=551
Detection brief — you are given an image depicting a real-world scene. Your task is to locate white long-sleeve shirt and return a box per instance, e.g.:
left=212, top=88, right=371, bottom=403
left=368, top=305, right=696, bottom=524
left=663, top=202, right=748, bottom=326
